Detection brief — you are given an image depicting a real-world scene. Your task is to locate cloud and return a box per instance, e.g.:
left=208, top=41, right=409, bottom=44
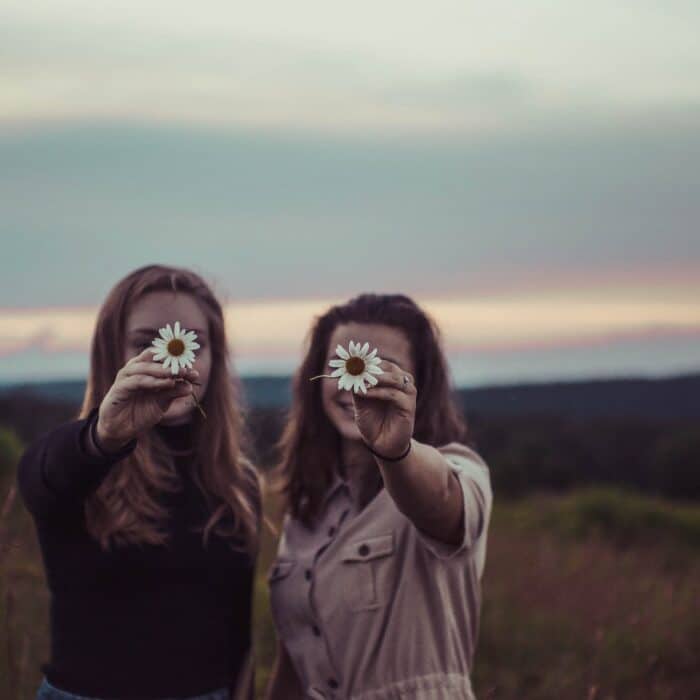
left=2, top=294, right=699, bottom=383
left=1, top=2, right=699, bottom=132
left=2, top=3, right=699, bottom=381
left=2, top=293, right=699, bottom=359
left=1, top=121, right=699, bottom=306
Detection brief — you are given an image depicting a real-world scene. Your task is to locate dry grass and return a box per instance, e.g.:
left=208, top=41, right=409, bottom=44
left=1, top=476, right=698, bottom=700
left=474, top=521, right=700, bottom=699
left=1, top=477, right=49, bottom=700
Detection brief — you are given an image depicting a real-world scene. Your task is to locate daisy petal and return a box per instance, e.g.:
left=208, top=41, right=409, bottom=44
left=357, top=379, right=367, bottom=394
left=152, top=338, right=167, bottom=349
left=367, top=364, right=384, bottom=375
left=360, top=342, right=369, bottom=356
left=174, top=321, right=181, bottom=337
left=328, top=359, right=346, bottom=368
left=365, top=372, right=379, bottom=386
left=336, top=344, right=350, bottom=360
left=188, top=341, right=200, bottom=350
left=162, top=356, right=172, bottom=369
left=366, top=348, right=377, bottom=360
left=171, top=361, right=180, bottom=375
left=330, top=368, right=344, bottom=377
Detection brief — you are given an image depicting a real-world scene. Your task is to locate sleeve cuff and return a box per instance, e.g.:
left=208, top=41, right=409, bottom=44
left=415, top=443, right=493, bottom=562
left=82, top=408, right=138, bottom=462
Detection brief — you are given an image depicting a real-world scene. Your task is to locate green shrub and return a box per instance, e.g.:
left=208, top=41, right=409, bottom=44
left=499, top=487, right=700, bottom=550
left=0, top=426, right=23, bottom=486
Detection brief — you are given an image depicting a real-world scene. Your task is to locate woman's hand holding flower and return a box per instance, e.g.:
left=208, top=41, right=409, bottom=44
left=95, top=347, right=197, bottom=451
left=352, top=359, right=417, bottom=461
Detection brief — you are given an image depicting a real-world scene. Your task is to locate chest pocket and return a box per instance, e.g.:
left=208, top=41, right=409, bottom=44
left=340, top=532, right=396, bottom=612
left=268, top=559, right=295, bottom=584
left=267, top=559, right=296, bottom=637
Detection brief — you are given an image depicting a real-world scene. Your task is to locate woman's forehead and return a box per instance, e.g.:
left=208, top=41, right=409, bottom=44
left=328, top=322, right=411, bottom=357
left=125, top=291, right=207, bottom=333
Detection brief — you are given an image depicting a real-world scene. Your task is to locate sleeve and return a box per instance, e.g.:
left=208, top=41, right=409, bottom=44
left=414, top=442, right=493, bottom=562
left=16, top=408, right=137, bottom=519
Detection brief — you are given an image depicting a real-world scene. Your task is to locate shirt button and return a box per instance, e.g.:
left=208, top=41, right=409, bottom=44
left=312, top=625, right=321, bottom=636
left=328, top=678, right=339, bottom=689
left=358, top=544, right=370, bottom=557
left=305, top=569, right=312, bottom=581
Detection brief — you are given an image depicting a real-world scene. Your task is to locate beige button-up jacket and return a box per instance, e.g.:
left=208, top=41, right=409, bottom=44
left=268, top=443, right=492, bottom=700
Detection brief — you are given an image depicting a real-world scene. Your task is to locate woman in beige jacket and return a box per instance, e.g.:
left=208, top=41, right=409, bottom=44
left=265, top=293, right=493, bottom=700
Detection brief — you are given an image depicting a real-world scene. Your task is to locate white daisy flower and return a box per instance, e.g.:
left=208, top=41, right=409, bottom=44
left=150, top=321, right=200, bottom=376
left=327, top=340, right=384, bottom=394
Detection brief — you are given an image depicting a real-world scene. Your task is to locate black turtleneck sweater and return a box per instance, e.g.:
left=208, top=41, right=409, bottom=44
left=17, top=409, right=258, bottom=699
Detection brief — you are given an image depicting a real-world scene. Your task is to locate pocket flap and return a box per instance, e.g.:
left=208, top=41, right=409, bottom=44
left=341, top=533, right=395, bottom=562
left=268, top=559, right=295, bottom=583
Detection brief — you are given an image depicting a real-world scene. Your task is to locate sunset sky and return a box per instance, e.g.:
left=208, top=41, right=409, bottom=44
left=1, top=1, right=698, bottom=385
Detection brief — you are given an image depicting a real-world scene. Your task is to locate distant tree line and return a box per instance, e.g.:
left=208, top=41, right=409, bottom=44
left=1, top=393, right=698, bottom=502
left=466, top=413, right=700, bottom=501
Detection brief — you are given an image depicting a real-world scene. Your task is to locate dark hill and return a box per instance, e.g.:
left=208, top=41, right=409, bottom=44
left=1, top=373, right=698, bottom=420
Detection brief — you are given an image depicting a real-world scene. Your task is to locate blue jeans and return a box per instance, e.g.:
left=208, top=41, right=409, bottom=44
left=37, top=677, right=230, bottom=700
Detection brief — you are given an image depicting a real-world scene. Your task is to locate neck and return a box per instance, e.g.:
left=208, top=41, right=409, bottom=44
left=340, top=439, right=382, bottom=508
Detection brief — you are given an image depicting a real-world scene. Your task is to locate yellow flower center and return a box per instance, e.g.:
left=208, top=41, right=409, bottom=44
left=346, top=357, right=365, bottom=376
left=167, top=338, right=186, bottom=356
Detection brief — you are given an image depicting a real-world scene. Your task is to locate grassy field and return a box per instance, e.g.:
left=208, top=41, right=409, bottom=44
left=2, top=461, right=699, bottom=699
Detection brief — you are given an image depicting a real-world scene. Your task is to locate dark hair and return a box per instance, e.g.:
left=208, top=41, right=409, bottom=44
left=277, top=293, right=467, bottom=526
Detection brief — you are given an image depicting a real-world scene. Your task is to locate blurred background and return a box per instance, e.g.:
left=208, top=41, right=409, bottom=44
left=1, top=2, right=699, bottom=698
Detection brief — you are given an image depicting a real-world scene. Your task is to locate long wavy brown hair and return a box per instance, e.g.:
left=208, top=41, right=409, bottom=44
left=278, top=293, right=467, bottom=527
left=80, top=265, right=259, bottom=554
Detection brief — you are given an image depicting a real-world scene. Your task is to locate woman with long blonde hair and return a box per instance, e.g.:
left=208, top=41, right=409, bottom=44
left=18, top=265, right=259, bottom=700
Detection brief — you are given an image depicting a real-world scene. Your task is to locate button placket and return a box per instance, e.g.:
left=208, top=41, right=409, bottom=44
left=304, top=562, right=338, bottom=692
left=304, top=505, right=350, bottom=696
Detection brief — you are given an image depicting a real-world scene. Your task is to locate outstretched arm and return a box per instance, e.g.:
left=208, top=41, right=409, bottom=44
left=352, top=360, right=480, bottom=546
left=375, top=438, right=465, bottom=545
